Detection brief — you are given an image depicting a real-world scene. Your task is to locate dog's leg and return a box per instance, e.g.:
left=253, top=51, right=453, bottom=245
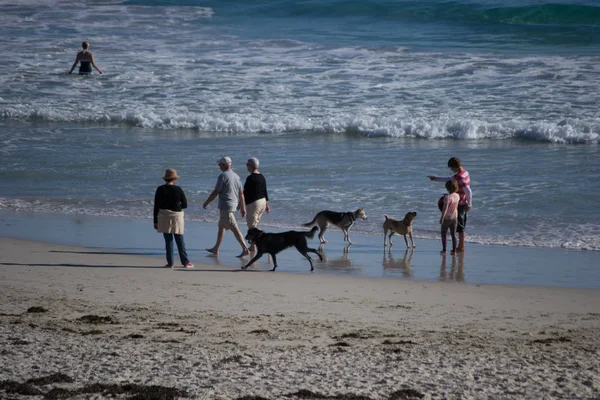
left=388, top=232, right=394, bottom=247
left=298, top=251, right=315, bottom=271
left=383, top=228, right=388, bottom=247
left=241, top=253, right=263, bottom=270
left=270, top=253, right=278, bottom=271
left=409, top=233, right=416, bottom=248
left=345, top=228, right=354, bottom=245
left=307, top=247, right=323, bottom=262
left=403, top=234, right=409, bottom=248
left=318, top=224, right=328, bottom=244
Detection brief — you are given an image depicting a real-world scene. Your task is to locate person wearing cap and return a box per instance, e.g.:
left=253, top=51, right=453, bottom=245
left=153, top=169, right=193, bottom=268
left=243, top=157, right=270, bottom=251
left=203, top=157, right=250, bottom=257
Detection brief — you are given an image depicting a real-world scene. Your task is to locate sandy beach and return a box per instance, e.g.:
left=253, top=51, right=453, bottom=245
left=1, top=236, right=599, bottom=399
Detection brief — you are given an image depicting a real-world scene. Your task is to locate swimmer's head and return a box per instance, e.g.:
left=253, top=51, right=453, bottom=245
left=82, top=41, right=90, bottom=50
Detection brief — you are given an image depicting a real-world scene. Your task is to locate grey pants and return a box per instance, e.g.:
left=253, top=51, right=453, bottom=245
left=441, top=218, right=458, bottom=252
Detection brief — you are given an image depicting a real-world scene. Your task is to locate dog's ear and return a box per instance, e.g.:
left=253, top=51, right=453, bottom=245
left=252, top=228, right=264, bottom=238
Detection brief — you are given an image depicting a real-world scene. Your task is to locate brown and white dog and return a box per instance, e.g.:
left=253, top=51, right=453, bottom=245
left=303, top=208, right=367, bottom=244
left=382, top=212, right=417, bottom=248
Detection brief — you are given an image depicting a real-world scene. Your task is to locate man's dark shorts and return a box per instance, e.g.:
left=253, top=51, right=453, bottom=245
left=457, top=205, right=468, bottom=233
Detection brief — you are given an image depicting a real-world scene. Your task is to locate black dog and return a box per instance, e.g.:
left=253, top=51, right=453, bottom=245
left=242, top=227, right=322, bottom=271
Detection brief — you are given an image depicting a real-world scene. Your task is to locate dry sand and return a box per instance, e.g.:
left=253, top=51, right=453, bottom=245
left=1, top=236, right=599, bottom=399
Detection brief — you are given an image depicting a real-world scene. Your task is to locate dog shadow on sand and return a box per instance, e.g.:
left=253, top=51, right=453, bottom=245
left=382, top=248, right=414, bottom=277
left=317, top=244, right=364, bottom=273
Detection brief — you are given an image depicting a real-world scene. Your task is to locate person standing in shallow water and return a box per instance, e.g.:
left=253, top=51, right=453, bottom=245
left=439, top=180, right=460, bottom=254
left=243, top=157, right=270, bottom=252
left=428, top=157, right=472, bottom=252
left=69, top=41, right=103, bottom=75
left=153, top=169, right=193, bottom=268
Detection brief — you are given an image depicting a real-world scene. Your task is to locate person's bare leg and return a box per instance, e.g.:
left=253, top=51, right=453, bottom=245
left=232, top=225, right=250, bottom=257
left=457, top=232, right=466, bottom=252
left=206, top=226, right=226, bottom=255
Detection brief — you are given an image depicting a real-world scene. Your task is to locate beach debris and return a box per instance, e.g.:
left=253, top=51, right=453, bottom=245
left=0, top=377, right=188, bottom=400
left=0, top=312, right=22, bottom=316
left=375, top=305, right=412, bottom=310
left=27, top=373, right=73, bottom=386
left=126, top=333, right=145, bottom=339
left=531, top=337, right=572, bottom=345
left=333, top=332, right=372, bottom=340
left=44, top=383, right=188, bottom=399
left=0, top=380, right=43, bottom=396
left=249, top=329, right=270, bottom=335
left=81, top=329, right=104, bottom=335
left=382, top=340, right=417, bottom=345
left=175, top=327, right=196, bottom=335
left=286, top=389, right=373, bottom=399
left=77, top=315, right=115, bottom=324
left=388, top=388, right=425, bottom=399
left=156, top=322, right=180, bottom=328
left=0, top=374, right=72, bottom=397
left=328, top=342, right=350, bottom=347
left=214, top=354, right=244, bottom=368
left=27, top=306, right=48, bottom=313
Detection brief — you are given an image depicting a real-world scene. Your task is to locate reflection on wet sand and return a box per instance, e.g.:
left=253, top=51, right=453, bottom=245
left=382, top=249, right=413, bottom=277
left=317, top=244, right=364, bottom=273
left=439, top=252, right=465, bottom=282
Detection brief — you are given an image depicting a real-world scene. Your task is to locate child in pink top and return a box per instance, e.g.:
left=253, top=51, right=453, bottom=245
left=440, top=180, right=460, bottom=254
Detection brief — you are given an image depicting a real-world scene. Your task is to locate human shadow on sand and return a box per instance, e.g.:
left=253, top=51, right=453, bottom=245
left=50, top=249, right=163, bottom=256
left=0, top=262, right=165, bottom=269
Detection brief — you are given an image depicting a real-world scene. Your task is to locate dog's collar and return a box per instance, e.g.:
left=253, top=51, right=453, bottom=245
left=347, top=212, right=356, bottom=222
left=402, top=218, right=413, bottom=226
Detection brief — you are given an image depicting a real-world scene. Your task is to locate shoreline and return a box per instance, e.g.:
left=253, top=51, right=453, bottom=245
left=1, top=210, right=600, bottom=289
left=1, top=236, right=600, bottom=399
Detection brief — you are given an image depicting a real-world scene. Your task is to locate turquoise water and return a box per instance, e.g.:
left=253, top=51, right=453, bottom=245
left=1, top=0, right=599, bottom=270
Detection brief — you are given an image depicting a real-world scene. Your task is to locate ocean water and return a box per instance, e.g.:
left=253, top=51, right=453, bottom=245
left=1, top=0, right=600, bottom=258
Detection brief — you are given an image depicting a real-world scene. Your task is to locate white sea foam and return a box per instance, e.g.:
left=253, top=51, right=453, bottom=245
left=1, top=2, right=600, bottom=143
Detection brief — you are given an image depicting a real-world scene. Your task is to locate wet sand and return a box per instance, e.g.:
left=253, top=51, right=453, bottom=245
left=1, top=211, right=599, bottom=288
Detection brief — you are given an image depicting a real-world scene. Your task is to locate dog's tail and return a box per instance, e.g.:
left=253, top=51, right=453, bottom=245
left=302, top=215, right=317, bottom=227
left=305, top=226, right=319, bottom=238
left=384, top=214, right=389, bottom=220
